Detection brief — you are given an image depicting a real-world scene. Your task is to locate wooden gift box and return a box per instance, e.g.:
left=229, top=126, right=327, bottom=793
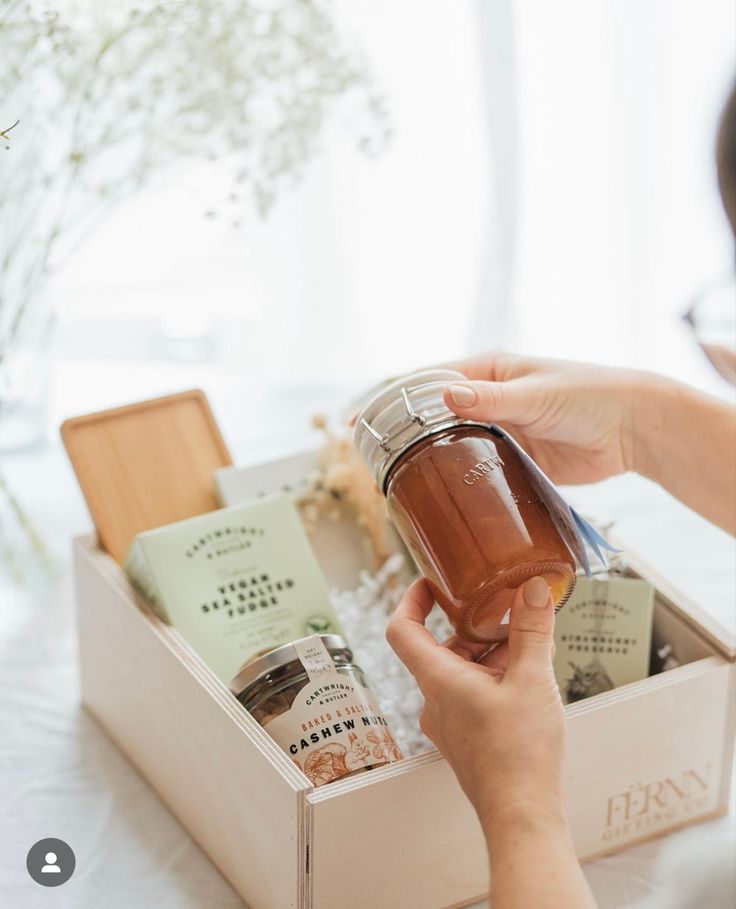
left=73, top=450, right=736, bottom=909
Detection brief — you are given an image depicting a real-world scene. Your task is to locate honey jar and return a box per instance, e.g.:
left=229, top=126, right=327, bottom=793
left=353, top=369, right=577, bottom=642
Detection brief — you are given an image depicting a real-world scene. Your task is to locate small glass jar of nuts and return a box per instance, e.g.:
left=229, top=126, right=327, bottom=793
left=230, top=634, right=403, bottom=787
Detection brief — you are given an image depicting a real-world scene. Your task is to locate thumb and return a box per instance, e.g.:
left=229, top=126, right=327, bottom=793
left=506, top=576, right=555, bottom=676
left=443, top=378, right=539, bottom=426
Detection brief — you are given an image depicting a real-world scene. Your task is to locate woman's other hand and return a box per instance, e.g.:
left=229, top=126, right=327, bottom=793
left=387, top=576, right=598, bottom=909
left=386, top=575, right=565, bottom=823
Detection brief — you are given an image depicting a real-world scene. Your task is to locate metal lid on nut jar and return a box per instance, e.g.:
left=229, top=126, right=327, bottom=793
left=229, top=634, right=350, bottom=697
left=353, top=368, right=477, bottom=491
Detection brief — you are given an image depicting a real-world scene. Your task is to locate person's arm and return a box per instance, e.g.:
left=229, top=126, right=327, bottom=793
left=481, top=800, right=593, bottom=909
left=440, top=354, right=736, bottom=535
left=386, top=576, right=597, bottom=909
left=630, top=375, right=736, bottom=535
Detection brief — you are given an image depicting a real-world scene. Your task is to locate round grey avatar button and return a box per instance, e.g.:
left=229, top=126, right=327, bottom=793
left=26, top=838, right=75, bottom=887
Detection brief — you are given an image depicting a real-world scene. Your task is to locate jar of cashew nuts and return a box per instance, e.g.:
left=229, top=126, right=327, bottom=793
left=230, top=634, right=403, bottom=787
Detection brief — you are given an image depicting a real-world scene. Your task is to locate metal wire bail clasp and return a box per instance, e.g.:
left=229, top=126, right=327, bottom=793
left=359, top=384, right=425, bottom=454
left=400, top=386, right=426, bottom=428
left=359, top=416, right=391, bottom=452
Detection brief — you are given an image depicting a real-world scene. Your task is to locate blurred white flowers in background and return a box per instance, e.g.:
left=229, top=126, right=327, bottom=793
left=0, top=0, right=387, bottom=369
left=0, top=0, right=388, bottom=573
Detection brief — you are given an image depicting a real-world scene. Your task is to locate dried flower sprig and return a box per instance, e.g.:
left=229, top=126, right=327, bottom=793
left=0, top=468, right=56, bottom=582
left=0, top=118, right=19, bottom=148
left=297, top=415, right=395, bottom=568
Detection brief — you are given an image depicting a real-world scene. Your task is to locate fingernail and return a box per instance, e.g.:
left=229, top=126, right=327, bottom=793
left=523, top=576, right=550, bottom=609
left=448, top=383, right=477, bottom=407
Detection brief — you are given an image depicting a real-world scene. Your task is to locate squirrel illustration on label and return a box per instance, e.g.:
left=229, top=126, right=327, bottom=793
left=565, top=657, right=615, bottom=703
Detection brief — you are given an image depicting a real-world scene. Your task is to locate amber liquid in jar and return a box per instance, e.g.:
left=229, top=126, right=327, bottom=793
left=385, top=425, right=576, bottom=642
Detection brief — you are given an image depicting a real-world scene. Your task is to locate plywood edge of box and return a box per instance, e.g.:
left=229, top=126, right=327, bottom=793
left=306, top=745, right=444, bottom=803
left=307, top=654, right=730, bottom=803
left=74, top=534, right=311, bottom=909
left=563, top=654, right=727, bottom=717
left=716, top=660, right=736, bottom=809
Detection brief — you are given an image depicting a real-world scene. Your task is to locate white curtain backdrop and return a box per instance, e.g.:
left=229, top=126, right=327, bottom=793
left=52, top=0, right=735, bottom=394
left=510, top=0, right=735, bottom=393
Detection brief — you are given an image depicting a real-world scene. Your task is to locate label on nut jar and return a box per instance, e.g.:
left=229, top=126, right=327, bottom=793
left=292, top=636, right=337, bottom=680
left=263, top=636, right=402, bottom=787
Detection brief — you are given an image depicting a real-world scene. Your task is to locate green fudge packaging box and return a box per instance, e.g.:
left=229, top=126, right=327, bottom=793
left=125, top=494, right=343, bottom=684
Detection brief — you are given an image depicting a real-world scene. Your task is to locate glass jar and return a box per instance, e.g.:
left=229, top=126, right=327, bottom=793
left=354, top=369, right=576, bottom=642
left=230, top=634, right=402, bottom=787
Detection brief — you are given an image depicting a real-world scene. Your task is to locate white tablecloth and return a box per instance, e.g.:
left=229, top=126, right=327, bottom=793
left=1, top=365, right=734, bottom=908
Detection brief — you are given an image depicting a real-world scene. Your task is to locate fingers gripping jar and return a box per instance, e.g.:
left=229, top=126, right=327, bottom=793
left=354, top=369, right=576, bottom=642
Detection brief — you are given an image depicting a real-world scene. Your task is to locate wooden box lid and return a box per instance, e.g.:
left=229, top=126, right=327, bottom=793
left=61, top=389, right=232, bottom=564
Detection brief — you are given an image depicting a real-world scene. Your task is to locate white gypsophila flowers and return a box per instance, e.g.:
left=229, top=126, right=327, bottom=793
left=0, top=0, right=389, bottom=363
left=0, top=0, right=388, bottom=578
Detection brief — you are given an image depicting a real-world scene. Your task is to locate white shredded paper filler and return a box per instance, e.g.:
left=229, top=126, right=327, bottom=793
left=329, top=553, right=454, bottom=757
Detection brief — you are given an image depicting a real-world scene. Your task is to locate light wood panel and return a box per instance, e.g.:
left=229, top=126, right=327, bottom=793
left=306, top=660, right=733, bottom=909
left=62, top=390, right=232, bottom=563
left=308, top=755, right=490, bottom=909
left=564, top=657, right=734, bottom=858
left=75, top=537, right=309, bottom=909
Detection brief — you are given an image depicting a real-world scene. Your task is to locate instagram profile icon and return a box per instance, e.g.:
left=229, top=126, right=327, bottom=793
left=26, top=838, right=76, bottom=887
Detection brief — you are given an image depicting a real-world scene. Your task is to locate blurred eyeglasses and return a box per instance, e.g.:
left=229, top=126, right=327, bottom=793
left=682, top=273, right=736, bottom=385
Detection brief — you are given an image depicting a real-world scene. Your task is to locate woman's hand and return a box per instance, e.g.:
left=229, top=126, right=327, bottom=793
left=442, top=352, right=736, bottom=535
left=387, top=576, right=598, bottom=909
left=442, top=352, right=648, bottom=485
left=445, top=354, right=657, bottom=483
left=386, top=574, right=565, bottom=823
